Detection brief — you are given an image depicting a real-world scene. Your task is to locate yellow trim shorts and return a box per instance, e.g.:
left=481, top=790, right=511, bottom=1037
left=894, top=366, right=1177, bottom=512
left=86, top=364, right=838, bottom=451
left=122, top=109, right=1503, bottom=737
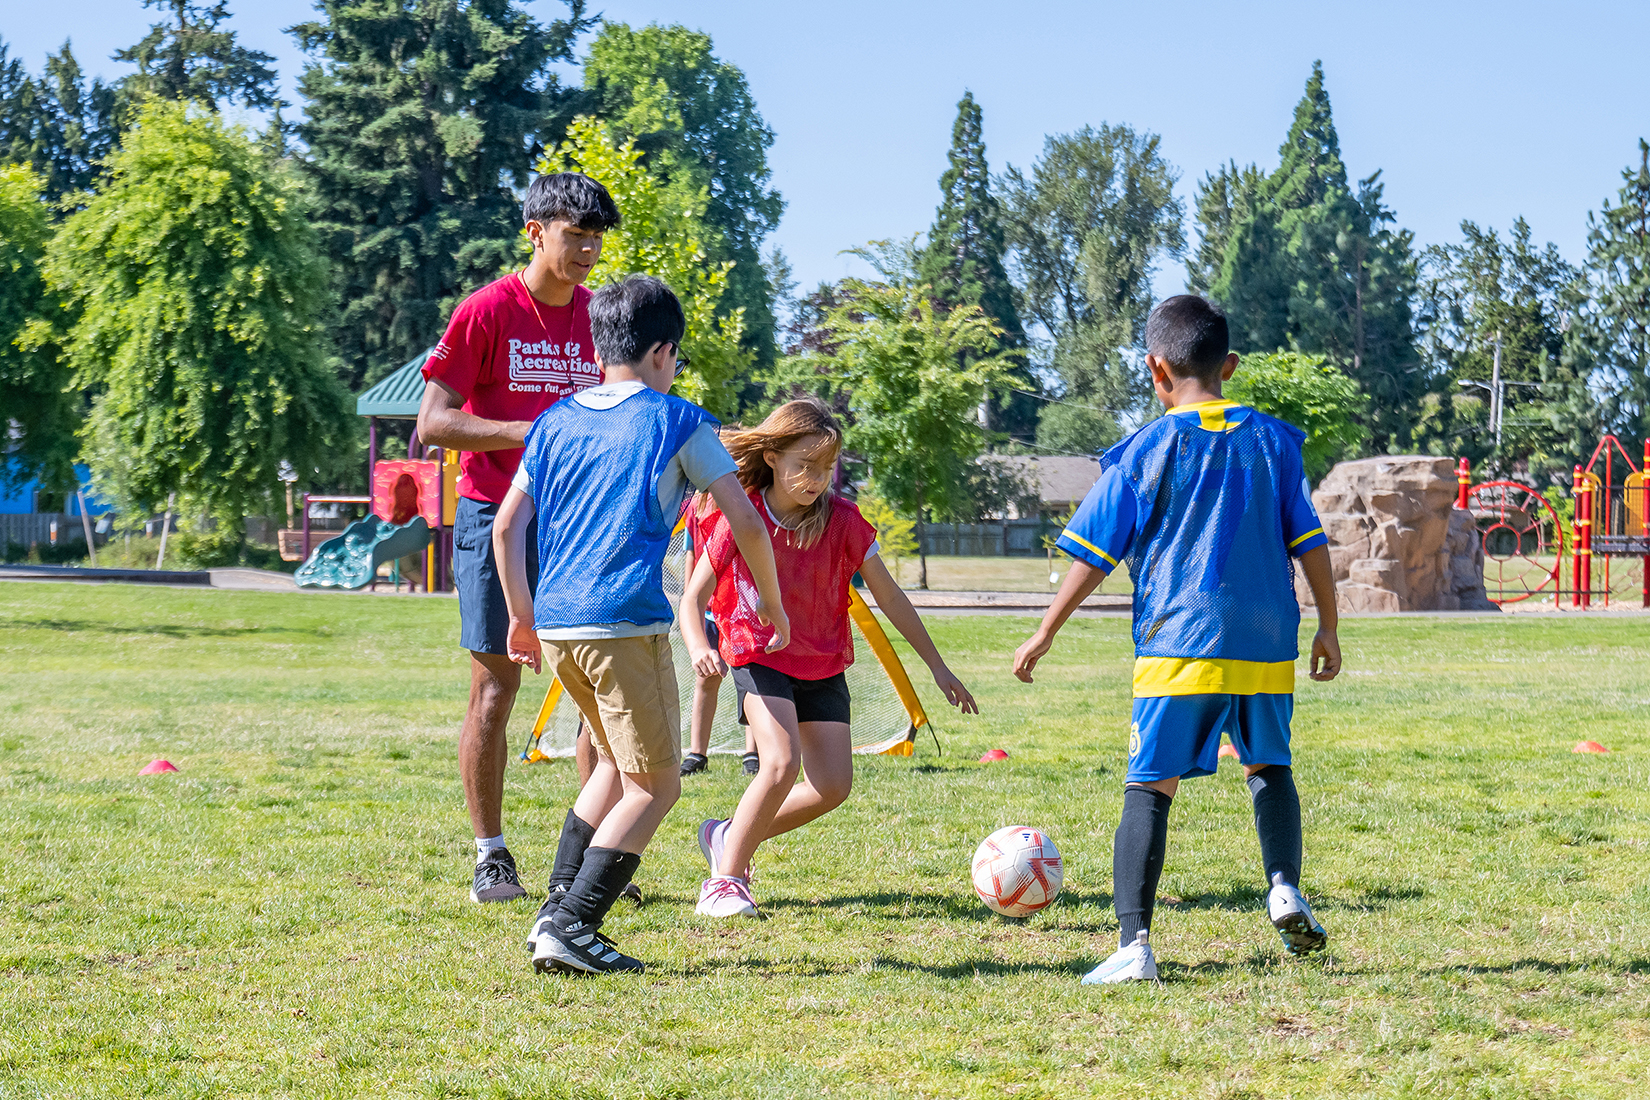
left=544, top=634, right=682, bottom=774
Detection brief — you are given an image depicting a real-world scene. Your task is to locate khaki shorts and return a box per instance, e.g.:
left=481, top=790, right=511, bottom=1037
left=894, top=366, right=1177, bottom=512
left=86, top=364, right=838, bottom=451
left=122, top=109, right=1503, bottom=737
left=544, top=634, right=682, bottom=774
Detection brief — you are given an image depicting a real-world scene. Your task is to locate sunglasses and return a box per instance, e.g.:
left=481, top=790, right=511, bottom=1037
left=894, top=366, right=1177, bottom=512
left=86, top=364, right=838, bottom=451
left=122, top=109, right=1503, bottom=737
left=672, top=345, right=692, bottom=378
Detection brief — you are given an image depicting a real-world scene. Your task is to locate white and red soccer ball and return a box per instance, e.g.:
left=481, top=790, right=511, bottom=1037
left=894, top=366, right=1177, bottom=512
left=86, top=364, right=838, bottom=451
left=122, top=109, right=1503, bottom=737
left=971, top=825, right=1063, bottom=917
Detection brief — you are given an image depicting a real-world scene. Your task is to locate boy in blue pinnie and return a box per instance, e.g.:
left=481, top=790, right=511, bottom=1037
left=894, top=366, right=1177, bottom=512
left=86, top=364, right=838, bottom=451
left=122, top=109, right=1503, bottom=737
left=494, top=275, right=789, bottom=975
left=1013, top=295, right=1342, bottom=984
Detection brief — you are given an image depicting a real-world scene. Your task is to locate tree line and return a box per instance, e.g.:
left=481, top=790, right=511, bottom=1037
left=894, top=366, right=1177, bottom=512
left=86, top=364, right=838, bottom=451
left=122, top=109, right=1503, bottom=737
left=1, top=4, right=1647, bottom=554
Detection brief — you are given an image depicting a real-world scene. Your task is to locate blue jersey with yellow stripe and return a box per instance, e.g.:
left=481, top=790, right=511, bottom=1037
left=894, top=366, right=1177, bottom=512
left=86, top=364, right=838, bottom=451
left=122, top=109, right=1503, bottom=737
left=1055, top=400, right=1327, bottom=698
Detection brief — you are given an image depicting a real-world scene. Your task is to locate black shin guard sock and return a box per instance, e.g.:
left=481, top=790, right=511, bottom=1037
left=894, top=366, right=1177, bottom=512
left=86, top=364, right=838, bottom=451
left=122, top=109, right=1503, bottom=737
left=1113, top=784, right=1173, bottom=947
left=548, top=811, right=596, bottom=895
left=551, top=848, right=641, bottom=931
left=1246, top=764, right=1302, bottom=887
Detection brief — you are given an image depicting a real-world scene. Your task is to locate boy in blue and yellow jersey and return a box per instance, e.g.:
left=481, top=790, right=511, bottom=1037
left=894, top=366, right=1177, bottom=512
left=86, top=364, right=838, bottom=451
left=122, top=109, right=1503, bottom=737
left=1013, top=295, right=1342, bottom=984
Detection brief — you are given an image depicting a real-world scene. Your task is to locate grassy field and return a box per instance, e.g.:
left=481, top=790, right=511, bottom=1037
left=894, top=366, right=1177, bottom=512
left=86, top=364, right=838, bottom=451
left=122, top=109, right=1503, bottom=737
left=2, top=583, right=1649, bottom=1099
left=888, top=554, right=1135, bottom=594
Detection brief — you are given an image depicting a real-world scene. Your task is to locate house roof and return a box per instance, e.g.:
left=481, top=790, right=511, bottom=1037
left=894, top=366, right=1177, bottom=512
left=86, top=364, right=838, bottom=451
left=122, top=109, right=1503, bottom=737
left=983, top=454, right=1103, bottom=507
left=355, top=349, right=434, bottom=418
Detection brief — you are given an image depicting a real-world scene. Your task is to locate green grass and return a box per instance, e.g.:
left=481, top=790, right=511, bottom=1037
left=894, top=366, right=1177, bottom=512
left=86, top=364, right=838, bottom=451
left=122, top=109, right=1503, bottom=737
left=888, top=554, right=1135, bottom=594
left=2, top=583, right=1649, bottom=1099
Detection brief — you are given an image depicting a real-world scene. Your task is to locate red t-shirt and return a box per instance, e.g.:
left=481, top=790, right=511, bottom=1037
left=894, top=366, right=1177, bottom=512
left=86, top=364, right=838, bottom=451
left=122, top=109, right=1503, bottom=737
left=422, top=275, right=600, bottom=503
left=705, top=492, right=878, bottom=681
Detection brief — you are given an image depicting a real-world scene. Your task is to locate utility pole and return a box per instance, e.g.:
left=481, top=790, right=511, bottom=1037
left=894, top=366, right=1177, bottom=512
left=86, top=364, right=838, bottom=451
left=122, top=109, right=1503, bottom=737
left=1490, top=331, right=1503, bottom=450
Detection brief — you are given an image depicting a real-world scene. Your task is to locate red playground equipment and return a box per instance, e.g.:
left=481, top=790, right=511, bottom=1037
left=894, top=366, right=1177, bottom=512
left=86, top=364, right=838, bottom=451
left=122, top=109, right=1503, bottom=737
left=1462, top=436, right=1650, bottom=608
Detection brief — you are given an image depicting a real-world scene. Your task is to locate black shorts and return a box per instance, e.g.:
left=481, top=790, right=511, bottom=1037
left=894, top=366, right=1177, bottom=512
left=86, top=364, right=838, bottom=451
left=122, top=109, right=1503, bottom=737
left=732, top=663, right=851, bottom=726
left=452, top=496, right=540, bottom=655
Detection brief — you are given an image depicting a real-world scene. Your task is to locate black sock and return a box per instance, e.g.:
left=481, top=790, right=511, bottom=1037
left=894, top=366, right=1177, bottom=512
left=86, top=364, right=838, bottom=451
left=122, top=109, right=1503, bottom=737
left=551, top=847, right=640, bottom=931
left=1114, top=784, right=1173, bottom=947
left=547, top=810, right=595, bottom=895
left=1247, top=765, right=1302, bottom=887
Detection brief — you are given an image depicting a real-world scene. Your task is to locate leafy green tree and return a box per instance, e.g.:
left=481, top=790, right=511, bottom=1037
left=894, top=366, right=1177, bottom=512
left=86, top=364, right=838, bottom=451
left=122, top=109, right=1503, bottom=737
left=116, top=1, right=278, bottom=114
left=1415, top=218, right=1587, bottom=476
left=816, top=279, right=1011, bottom=587
left=583, top=22, right=783, bottom=369
left=854, top=487, right=917, bottom=585
left=1203, top=62, right=1420, bottom=454
left=999, top=124, right=1184, bottom=453
left=1567, top=140, right=1650, bottom=443
left=41, top=101, right=352, bottom=536
left=538, top=116, right=749, bottom=420
left=291, top=0, right=594, bottom=388
left=1224, top=351, right=1366, bottom=481
left=1186, top=160, right=1263, bottom=297
left=918, top=91, right=1032, bottom=438
left=0, top=40, right=119, bottom=203
left=0, top=163, right=77, bottom=491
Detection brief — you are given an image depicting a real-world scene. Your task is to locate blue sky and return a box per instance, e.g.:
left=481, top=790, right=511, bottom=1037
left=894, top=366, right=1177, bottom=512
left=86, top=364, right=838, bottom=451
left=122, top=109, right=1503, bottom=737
left=7, top=0, right=1648, bottom=302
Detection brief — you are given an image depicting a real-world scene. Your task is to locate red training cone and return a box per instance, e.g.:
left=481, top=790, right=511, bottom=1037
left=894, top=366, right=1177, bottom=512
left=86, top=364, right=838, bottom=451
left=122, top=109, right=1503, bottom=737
left=979, top=748, right=1009, bottom=762
left=138, top=759, right=178, bottom=774
left=1572, top=741, right=1609, bottom=754
left=1218, top=744, right=1240, bottom=760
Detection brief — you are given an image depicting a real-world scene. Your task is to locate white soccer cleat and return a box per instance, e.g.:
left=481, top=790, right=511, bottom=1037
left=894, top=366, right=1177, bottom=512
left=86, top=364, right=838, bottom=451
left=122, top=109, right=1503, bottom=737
left=1081, top=930, right=1158, bottom=984
left=695, top=875, right=759, bottom=919
left=1267, top=882, right=1328, bottom=956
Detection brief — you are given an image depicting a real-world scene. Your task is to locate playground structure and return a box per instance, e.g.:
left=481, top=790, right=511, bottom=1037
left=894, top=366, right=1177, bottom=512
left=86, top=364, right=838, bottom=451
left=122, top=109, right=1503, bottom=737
left=1462, top=435, right=1650, bottom=608
left=293, top=350, right=461, bottom=592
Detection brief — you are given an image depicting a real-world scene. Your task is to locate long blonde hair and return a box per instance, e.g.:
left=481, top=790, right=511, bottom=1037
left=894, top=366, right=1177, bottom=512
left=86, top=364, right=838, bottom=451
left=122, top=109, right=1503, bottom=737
left=720, top=398, right=844, bottom=549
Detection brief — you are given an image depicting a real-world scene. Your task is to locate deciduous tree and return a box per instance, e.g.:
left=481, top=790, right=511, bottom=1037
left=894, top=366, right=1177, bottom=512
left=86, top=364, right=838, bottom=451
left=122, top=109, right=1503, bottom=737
left=583, top=22, right=783, bottom=369
left=1000, top=123, right=1184, bottom=453
left=537, top=116, right=749, bottom=420
left=0, top=163, right=76, bottom=491
left=1224, top=351, right=1366, bottom=481
left=42, top=101, right=352, bottom=533
left=818, top=279, right=1011, bottom=587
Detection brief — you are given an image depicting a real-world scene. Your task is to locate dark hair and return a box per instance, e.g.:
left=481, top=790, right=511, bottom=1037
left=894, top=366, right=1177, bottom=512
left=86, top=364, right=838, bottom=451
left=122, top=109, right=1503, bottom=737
left=1145, top=294, right=1230, bottom=378
left=522, top=172, right=621, bottom=232
left=589, top=275, right=686, bottom=366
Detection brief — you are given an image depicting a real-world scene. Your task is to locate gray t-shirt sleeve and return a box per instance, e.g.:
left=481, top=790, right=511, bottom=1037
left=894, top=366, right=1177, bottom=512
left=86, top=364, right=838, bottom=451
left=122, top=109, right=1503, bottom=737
left=656, top=422, right=739, bottom=516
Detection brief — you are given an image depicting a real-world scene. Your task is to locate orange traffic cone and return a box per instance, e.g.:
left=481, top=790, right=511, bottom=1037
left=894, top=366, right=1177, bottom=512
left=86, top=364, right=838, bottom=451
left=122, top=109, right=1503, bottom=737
left=1218, top=744, right=1240, bottom=760
left=1572, top=741, right=1609, bottom=754
left=138, top=759, right=178, bottom=774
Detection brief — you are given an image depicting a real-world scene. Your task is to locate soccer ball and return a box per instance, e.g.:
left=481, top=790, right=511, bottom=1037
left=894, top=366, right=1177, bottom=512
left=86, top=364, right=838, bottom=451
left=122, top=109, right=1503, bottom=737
left=971, top=826, right=1063, bottom=917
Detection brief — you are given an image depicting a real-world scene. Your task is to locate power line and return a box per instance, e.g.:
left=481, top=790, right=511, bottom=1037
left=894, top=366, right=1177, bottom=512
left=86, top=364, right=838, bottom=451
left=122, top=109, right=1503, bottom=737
left=1003, top=386, right=1127, bottom=416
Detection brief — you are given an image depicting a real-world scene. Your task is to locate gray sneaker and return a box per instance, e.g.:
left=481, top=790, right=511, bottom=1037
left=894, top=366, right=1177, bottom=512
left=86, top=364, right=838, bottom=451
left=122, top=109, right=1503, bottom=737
left=1267, top=883, right=1328, bottom=956
left=470, top=847, right=527, bottom=904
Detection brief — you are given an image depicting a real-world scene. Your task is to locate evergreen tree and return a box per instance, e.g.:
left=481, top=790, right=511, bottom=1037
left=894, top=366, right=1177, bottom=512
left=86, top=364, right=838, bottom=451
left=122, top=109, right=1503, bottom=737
left=291, top=0, right=595, bottom=388
left=999, top=124, right=1184, bottom=452
left=1186, top=160, right=1262, bottom=297
left=42, top=101, right=352, bottom=532
left=1567, top=140, right=1650, bottom=441
left=1416, top=219, right=1586, bottom=475
left=0, top=39, right=118, bottom=203
left=582, top=22, right=783, bottom=370
left=115, top=1, right=280, bottom=113
left=1205, top=62, right=1420, bottom=454
left=917, top=91, right=1033, bottom=438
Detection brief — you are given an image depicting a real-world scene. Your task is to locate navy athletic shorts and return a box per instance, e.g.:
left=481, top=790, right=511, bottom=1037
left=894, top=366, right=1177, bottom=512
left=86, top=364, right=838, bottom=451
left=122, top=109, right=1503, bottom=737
left=452, top=496, right=540, bottom=656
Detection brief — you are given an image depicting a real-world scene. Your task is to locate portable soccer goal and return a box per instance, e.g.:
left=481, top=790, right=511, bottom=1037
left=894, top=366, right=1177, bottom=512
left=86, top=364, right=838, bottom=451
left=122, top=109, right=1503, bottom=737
left=519, top=520, right=934, bottom=762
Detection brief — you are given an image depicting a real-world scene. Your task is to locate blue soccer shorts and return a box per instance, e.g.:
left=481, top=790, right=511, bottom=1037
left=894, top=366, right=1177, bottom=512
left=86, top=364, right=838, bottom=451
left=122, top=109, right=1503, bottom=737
left=1126, top=693, right=1294, bottom=782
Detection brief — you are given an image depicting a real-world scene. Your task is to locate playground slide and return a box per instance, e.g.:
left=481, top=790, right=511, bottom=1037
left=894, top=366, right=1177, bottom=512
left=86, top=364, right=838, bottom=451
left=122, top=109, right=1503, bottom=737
left=294, top=515, right=432, bottom=590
